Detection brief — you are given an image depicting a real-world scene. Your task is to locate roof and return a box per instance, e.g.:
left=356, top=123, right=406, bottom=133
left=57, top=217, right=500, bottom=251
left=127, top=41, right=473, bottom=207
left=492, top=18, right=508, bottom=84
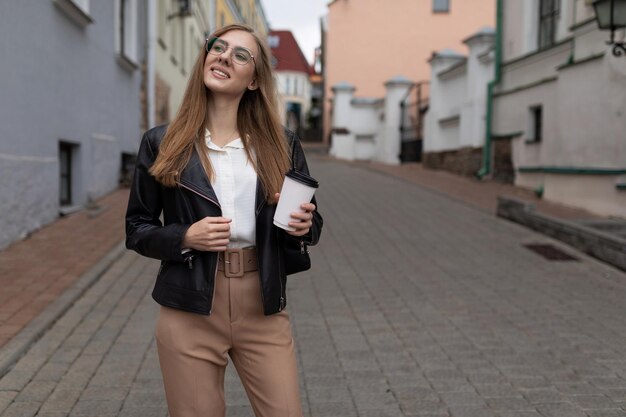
left=463, top=26, right=496, bottom=44
left=268, top=30, right=313, bottom=75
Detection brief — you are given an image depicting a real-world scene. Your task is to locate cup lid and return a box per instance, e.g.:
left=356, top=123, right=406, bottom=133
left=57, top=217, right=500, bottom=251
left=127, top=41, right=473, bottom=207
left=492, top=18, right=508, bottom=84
left=286, top=169, right=319, bottom=188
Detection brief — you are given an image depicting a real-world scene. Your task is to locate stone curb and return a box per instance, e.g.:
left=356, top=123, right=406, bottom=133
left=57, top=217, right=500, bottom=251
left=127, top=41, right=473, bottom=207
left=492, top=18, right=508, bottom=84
left=497, top=196, right=626, bottom=272
left=0, top=241, right=127, bottom=378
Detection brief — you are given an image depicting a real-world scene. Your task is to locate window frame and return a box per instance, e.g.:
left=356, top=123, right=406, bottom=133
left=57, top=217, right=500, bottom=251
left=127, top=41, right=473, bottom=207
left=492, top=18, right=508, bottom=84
left=528, top=105, right=543, bottom=143
left=433, top=0, right=450, bottom=14
left=538, top=0, right=560, bottom=49
left=52, top=0, right=93, bottom=27
left=59, top=142, right=74, bottom=206
left=116, top=0, right=139, bottom=71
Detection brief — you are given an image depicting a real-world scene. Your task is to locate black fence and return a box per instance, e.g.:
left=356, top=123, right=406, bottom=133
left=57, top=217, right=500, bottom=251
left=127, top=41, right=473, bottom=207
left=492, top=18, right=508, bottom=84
left=400, top=81, right=429, bottom=163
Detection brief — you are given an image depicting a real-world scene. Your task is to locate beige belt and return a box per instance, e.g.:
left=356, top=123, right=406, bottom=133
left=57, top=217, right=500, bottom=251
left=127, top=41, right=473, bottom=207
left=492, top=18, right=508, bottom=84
left=217, top=246, right=258, bottom=278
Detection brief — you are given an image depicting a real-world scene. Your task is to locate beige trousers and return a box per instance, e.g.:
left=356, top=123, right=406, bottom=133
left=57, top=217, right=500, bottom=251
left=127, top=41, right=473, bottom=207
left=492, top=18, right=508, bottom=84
left=155, top=269, right=303, bottom=417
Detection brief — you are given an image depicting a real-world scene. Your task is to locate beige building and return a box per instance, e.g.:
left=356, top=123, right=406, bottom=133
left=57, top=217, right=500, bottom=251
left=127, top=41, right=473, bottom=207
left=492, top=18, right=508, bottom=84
left=213, top=0, right=269, bottom=37
left=153, top=0, right=268, bottom=126
left=324, top=0, right=496, bottom=144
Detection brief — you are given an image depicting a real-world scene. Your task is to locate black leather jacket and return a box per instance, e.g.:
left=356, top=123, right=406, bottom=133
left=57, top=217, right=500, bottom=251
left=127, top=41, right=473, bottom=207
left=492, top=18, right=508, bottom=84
left=125, top=125, right=323, bottom=315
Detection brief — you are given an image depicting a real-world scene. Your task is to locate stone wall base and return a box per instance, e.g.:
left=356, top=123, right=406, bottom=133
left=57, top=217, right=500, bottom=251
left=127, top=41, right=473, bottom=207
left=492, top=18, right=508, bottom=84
left=423, top=147, right=482, bottom=178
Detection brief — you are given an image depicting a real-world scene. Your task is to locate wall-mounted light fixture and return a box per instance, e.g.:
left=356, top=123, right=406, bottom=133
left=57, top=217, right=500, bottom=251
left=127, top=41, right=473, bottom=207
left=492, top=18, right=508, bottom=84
left=593, top=0, right=626, bottom=57
left=168, top=0, right=192, bottom=20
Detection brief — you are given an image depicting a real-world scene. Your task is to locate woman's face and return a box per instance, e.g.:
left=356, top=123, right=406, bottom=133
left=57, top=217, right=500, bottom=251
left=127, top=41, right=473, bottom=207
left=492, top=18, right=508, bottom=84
left=203, top=30, right=259, bottom=98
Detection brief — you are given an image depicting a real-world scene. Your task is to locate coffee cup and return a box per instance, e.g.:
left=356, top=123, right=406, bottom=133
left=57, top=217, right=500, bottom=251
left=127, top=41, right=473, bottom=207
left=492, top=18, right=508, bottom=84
left=273, top=169, right=319, bottom=231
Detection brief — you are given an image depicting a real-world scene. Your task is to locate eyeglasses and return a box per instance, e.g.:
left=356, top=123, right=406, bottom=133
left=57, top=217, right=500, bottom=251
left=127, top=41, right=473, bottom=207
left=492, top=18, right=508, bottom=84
left=205, top=37, right=256, bottom=66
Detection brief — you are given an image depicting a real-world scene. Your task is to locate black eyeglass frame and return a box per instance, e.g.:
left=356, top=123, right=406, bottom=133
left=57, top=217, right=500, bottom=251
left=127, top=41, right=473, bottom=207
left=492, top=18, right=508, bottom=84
left=205, top=37, right=257, bottom=66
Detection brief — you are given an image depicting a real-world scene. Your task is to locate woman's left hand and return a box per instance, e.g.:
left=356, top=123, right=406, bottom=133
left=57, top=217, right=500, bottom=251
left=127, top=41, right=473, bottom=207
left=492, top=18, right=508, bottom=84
left=274, top=193, right=316, bottom=237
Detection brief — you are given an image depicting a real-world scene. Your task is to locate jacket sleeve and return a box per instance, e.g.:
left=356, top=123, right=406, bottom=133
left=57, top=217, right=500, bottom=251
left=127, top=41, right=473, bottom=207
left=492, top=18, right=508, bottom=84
left=125, top=132, right=189, bottom=262
left=286, top=131, right=323, bottom=246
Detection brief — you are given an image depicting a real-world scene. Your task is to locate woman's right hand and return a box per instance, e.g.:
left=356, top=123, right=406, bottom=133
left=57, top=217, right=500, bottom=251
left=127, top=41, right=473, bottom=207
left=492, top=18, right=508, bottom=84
left=182, top=217, right=231, bottom=252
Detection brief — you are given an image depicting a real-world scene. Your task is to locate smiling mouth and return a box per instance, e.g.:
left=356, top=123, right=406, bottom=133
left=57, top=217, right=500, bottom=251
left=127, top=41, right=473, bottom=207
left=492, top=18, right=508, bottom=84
left=212, top=68, right=230, bottom=78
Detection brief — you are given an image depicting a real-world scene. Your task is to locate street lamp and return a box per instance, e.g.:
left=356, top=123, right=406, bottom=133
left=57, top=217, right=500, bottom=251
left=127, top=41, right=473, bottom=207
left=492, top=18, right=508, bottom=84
left=593, top=0, right=626, bottom=57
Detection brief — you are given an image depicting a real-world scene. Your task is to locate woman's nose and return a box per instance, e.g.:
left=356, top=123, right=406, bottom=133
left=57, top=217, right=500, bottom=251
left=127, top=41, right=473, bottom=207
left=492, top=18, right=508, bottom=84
left=218, top=48, right=233, bottom=65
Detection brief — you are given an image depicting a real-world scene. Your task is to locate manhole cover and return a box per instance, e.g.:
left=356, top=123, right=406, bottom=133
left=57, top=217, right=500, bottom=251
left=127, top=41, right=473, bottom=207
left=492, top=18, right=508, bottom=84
left=523, top=243, right=579, bottom=261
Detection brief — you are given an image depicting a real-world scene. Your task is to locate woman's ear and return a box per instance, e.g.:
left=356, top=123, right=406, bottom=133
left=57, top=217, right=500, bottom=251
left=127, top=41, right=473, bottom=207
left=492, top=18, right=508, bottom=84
left=248, top=79, right=258, bottom=90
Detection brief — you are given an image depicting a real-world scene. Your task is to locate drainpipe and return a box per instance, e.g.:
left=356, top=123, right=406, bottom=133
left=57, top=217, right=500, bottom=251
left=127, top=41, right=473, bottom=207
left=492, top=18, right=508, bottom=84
left=477, top=0, right=503, bottom=179
left=146, top=0, right=156, bottom=129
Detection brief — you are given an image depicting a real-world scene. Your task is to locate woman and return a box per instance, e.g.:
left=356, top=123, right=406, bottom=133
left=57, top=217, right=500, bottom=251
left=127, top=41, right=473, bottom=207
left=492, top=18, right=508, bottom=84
left=125, top=23, right=322, bottom=417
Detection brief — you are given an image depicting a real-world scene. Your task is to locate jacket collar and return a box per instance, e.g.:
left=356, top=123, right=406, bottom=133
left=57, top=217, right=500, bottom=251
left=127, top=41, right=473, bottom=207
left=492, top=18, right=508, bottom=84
left=179, top=146, right=267, bottom=214
left=178, top=148, right=220, bottom=206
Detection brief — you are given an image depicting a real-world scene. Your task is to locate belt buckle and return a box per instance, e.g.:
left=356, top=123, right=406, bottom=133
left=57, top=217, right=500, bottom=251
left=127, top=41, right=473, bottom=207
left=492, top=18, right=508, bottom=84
left=224, top=248, right=245, bottom=278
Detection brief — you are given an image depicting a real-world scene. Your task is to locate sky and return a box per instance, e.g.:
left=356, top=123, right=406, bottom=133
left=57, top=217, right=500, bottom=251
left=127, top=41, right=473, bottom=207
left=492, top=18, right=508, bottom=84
left=261, top=0, right=329, bottom=64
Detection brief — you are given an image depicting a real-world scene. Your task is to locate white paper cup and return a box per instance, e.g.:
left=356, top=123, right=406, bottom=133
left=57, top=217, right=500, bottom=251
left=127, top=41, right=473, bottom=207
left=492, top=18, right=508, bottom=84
left=273, top=170, right=319, bottom=231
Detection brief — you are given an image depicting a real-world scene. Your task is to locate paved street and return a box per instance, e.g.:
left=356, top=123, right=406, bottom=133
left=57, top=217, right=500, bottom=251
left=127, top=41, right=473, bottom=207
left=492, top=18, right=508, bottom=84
left=1, top=156, right=626, bottom=417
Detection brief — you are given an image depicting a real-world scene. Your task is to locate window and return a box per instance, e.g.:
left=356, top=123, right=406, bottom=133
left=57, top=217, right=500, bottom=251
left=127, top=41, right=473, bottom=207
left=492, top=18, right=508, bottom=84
left=433, top=0, right=450, bottom=13
left=157, top=0, right=167, bottom=49
left=73, top=0, right=88, bottom=11
left=268, top=35, right=280, bottom=48
left=181, top=26, right=186, bottom=74
left=286, top=77, right=291, bottom=95
left=59, top=142, right=75, bottom=206
left=120, top=153, right=136, bottom=186
left=538, top=0, right=560, bottom=49
left=52, top=0, right=93, bottom=27
left=117, top=0, right=138, bottom=68
left=529, top=106, right=543, bottom=142
left=169, top=15, right=179, bottom=65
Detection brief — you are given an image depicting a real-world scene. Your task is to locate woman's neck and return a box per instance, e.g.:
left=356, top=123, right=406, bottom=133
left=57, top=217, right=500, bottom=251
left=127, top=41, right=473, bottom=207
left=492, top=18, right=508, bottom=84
left=207, top=95, right=240, bottom=147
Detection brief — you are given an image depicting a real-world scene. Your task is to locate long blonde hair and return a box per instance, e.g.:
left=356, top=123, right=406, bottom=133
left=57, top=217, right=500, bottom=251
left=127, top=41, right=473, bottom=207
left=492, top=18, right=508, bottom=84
left=149, top=24, right=290, bottom=202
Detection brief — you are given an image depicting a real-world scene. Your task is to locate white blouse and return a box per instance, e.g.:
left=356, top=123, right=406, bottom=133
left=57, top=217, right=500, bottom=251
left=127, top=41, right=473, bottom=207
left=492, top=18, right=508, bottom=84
left=205, top=129, right=257, bottom=249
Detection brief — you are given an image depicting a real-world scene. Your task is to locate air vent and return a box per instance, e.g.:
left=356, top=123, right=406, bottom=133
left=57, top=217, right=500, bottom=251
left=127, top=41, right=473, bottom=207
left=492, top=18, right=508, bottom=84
left=523, top=243, right=579, bottom=261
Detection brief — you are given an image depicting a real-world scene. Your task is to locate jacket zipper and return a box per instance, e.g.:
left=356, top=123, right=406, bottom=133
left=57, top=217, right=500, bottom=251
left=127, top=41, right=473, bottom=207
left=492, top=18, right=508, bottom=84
left=177, top=182, right=221, bottom=208
left=177, top=180, right=221, bottom=314
left=185, top=254, right=195, bottom=269
left=255, top=199, right=266, bottom=216
left=277, top=237, right=285, bottom=311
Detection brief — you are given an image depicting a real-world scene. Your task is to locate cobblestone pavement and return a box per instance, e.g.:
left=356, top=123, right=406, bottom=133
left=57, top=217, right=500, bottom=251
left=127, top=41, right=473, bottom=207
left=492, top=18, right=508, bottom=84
left=0, top=190, right=128, bottom=348
left=1, top=157, right=626, bottom=417
left=353, top=161, right=600, bottom=220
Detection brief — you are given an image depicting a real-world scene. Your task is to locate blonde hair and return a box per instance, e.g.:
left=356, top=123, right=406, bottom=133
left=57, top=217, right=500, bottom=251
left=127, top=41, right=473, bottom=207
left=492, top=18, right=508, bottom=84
left=150, top=24, right=290, bottom=202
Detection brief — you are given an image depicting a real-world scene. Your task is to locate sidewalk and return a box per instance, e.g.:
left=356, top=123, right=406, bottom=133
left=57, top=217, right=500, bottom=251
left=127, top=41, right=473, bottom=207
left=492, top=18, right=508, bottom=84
left=0, top=190, right=129, bottom=351
left=2, top=157, right=626, bottom=417
left=353, top=160, right=600, bottom=220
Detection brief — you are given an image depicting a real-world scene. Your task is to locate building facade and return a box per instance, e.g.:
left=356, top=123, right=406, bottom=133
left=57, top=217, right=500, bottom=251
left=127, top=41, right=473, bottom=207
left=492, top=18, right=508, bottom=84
left=492, top=0, right=626, bottom=216
left=268, top=30, right=313, bottom=138
left=0, top=0, right=146, bottom=249
left=155, top=0, right=211, bottom=125
left=324, top=0, right=495, bottom=145
left=212, top=0, right=269, bottom=37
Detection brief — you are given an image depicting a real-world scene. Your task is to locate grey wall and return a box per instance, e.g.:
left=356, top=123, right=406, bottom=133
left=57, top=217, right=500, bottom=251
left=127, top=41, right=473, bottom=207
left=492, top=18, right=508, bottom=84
left=0, top=1, right=146, bottom=248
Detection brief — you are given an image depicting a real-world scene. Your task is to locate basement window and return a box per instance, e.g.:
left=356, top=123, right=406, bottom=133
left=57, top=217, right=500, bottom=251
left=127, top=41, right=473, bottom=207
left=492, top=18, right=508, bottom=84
left=527, top=106, right=543, bottom=143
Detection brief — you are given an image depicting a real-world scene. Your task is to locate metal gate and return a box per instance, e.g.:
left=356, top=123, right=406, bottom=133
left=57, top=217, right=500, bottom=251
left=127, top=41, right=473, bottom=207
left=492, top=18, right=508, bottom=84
left=399, top=81, right=429, bottom=162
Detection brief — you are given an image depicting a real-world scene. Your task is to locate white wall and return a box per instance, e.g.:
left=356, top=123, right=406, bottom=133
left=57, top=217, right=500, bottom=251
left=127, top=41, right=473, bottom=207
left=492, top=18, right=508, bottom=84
left=424, top=31, right=495, bottom=154
left=330, top=76, right=411, bottom=164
